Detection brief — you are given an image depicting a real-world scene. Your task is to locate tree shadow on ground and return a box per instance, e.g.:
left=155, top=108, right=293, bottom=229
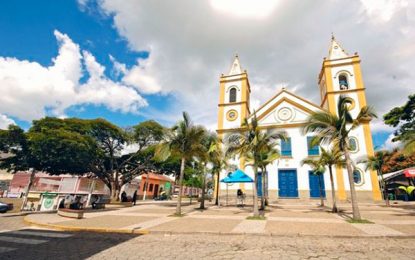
left=0, top=229, right=139, bottom=260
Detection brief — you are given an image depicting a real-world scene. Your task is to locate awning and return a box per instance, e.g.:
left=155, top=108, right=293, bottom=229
left=220, top=169, right=254, bottom=183
left=404, top=169, right=415, bottom=178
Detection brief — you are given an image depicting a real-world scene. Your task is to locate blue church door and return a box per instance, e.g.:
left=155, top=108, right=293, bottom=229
left=278, top=170, right=298, bottom=198
left=309, top=171, right=326, bottom=198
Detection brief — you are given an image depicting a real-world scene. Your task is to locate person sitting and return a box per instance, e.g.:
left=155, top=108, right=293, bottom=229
left=121, top=191, right=128, bottom=202
left=237, top=189, right=245, bottom=207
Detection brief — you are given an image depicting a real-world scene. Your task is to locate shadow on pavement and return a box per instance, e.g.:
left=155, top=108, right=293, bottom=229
left=0, top=229, right=139, bottom=259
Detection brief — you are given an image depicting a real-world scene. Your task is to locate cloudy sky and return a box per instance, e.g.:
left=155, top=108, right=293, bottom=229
left=0, top=0, right=413, bottom=150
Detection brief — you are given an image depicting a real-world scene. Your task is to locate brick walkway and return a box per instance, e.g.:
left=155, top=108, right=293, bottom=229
left=24, top=201, right=415, bottom=237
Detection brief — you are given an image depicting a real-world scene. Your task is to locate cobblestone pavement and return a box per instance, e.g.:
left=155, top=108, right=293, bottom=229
left=89, top=233, right=415, bottom=259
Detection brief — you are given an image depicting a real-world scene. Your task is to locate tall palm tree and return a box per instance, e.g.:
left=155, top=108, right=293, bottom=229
left=207, top=137, right=228, bottom=206
left=304, top=95, right=377, bottom=220
left=301, top=158, right=326, bottom=207
left=255, top=148, right=281, bottom=210
left=320, top=147, right=345, bottom=213
left=155, top=112, right=206, bottom=216
left=226, top=113, right=285, bottom=217
left=359, top=150, right=390, bottom=206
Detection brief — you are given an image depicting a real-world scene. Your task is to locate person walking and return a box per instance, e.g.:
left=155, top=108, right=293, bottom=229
left=132, top=190, right=137, bottom=206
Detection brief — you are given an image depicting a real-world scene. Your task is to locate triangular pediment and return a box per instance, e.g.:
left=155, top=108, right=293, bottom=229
left=249, top=89, right=324, bottom=127
left=328, top=36, right=349, bottom=60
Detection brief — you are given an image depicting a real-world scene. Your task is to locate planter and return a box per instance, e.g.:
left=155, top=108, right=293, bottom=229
left=58, top=208, right=84, bottom=219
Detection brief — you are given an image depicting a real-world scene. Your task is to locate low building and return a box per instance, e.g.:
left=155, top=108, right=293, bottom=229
left=8, top=172, right=110, bottom=211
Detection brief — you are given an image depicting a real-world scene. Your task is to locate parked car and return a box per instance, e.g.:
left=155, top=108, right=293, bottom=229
left=0, top=201, right=13, bottom=213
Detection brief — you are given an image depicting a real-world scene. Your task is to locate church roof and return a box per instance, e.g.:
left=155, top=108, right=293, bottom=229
left=247, top=88, right=324, bottom=126
left=328, top=35, right=349, bottom=60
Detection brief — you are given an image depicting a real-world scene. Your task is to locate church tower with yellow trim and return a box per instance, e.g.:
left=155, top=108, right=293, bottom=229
left=318, top=36, right=382, bottom=201
left=217, top=55, right=251, bottom=133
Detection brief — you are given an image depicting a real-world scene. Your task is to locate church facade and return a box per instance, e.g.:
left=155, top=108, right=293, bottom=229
left=216, top=38, right=382, bottom=202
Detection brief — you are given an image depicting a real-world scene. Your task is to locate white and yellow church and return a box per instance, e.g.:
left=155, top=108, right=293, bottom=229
left=216, top=37, right=382, bottom=202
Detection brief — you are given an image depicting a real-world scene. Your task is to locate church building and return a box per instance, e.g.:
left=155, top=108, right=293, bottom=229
left=216, top=37, right=382, bottom=202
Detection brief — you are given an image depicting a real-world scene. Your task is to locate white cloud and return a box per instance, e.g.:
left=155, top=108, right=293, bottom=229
left=360, top=0, right=408, bottom=23
left=209, top=0, right=281, bottom=19
left=87, top=0, right=414, bottom=129
left=0, top=114, right=15, bottom=130
left=380, top=133, right=402, bottom=150
left=0, top=30, right=147, bottom=122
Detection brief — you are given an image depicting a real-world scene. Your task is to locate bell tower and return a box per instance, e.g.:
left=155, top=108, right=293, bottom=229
left=318, top=36, right=382, bottom=201
left=217, top=55, right=251, bottom=133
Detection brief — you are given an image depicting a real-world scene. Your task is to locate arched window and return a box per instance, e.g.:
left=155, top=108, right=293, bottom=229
left=339, top=74, right=349, bottom=90
left=229, top=88, right=237, bottom=103
left=348, top=137, right=359, bottom=153
left=353, top=169, right=363, bottom=185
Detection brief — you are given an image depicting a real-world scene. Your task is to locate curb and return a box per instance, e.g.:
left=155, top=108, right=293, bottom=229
left=23, top=215, right=149, bottom=235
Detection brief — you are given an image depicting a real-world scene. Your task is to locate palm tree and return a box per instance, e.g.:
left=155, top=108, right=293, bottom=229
left=155, top=112, right=206, bottom=216
left=206, top=137, right=228, bottom=206
left=301, top=158, right=326, bottom=207
left=256, top=148, right=281, bottom=210
left=320, top=147, right=345, bottom=213
left=304, top=95, right=377, bottom=220
left=359, top=150, right=390, bottom=206
left=226, top=113, right=285, bottom=217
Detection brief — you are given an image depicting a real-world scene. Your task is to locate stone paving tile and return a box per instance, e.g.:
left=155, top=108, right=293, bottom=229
left=192, top=209, right=251, bottom=216
left=362, top=213, right=415, bottom=220
left=124, top=217, right=177, bottom=230
left=351, top=223, right=404, bottom=236
left=268, top=210, right=338, bottom=218
left=231, top=220, right=266, bottom=233
left=384, top=224, right=415, bottom=235
left=265, top=221, right=364, bottom=236
left=267, top=216, right=343, bottom=223
left=129, top=208, right=175, bottom=214
left=56, top=215, right=154, bottom=229
left=87, top=233, right=415, bottom=260
left=149, top=218, right=242, bottom=233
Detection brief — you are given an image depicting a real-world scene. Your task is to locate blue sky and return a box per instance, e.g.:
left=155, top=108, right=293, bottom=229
left=0, top=0, right=412, bottom=151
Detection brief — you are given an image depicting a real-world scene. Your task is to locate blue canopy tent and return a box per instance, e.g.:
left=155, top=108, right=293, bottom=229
left=220, top=169, right=254, bottom=206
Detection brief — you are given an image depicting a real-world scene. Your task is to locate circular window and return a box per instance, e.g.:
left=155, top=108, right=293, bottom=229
left=353, top=168, right=364, bottom=186
left=348, top=137, right=359, bottom=153
left=226, top=110, right=238, bottom=121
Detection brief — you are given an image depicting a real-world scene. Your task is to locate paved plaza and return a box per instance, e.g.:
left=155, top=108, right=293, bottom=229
left=24, top=201, right=415, bottom=237
left=1, top=201, right=415, bottom=259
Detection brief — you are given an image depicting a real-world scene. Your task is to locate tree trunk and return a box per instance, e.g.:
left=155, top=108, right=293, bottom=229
left=200, top=168, right=206, bottom=209
left=253, top=165, right=259, bottom=217
left=378, top=170, right=389, bottom=206
left=21, top=169, right=36, bottom=211
left=328, top=166, right=338, bottom=213
left=176, top=157, right=186, bottom=215
left=318, top=174, right=324, bottom=207
left=345, top=150, right=361, bottom=220
left=261, top=168, right=266, bottom=210
left=215, top=171, right=220, bottom=206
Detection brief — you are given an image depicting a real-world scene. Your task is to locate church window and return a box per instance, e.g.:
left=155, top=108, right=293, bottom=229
left=281, top=138, right=292, bottom=157
left=307, top=136, right=320, bottom=156
left=339, top=74, right=349, bottom=90
left=353, top=169, right=363, bottom=185
left=229, top=87, right=237, bottom=103
left=348, top=137, right=359, bottom=153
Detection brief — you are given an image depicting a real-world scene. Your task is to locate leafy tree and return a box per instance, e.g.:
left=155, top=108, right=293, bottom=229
left=320, top=147, right=344, bottom=213
left=384, top=94, right=415, bottom=154
left=359, top=150, right=390, bottom=206
left=0, top=120, right=97, bottom=210
left=301, top=158, right=326, bottom=207
left=226, top=113, right=285, bottom=217
left=155, top=112, right=206, bottom=216
left=381, top=149, right=415, bottom=173
left=304, top=95, right=377, bottom=220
